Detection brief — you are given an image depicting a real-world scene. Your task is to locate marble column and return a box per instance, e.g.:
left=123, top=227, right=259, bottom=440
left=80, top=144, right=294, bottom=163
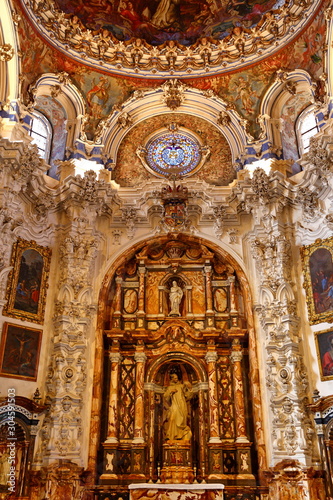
left=205, top=350, right=221, bottom=443
left=205, top=264, right=215, bottom=328
left=198, top=384, right=208, bottom=479
left=148, top=388, right=156, bottom=480
left=106, top=351, right=122, bottom=443
left=205, top=264, right=214, bottom=313
left=112, top=276, right=122, bottom=328
left=133, top=350, right=147, bottom=444
left=230, top=343, right=249, bottom=443
left=229, top=275, right=238, bottom=328
left=137, top=265, right=146, bottom=330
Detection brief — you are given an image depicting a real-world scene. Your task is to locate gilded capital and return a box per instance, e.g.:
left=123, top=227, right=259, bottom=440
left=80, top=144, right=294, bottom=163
left=205, top=351, right=218, bottom=363
left=230, top=350, right=243, bottom=364
left=134, top=352, right=147, bottom=363
left=109, top=352, right=122, bottom=363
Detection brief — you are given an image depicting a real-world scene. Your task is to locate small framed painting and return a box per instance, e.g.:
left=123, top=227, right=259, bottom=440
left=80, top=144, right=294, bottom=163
left=315, top=328, right=333, bottom=381
left=301, top=237, right=333, bottom=324
left=0, top=322, right=42, bottom=381
left=3, top=238, right=51, bottom=324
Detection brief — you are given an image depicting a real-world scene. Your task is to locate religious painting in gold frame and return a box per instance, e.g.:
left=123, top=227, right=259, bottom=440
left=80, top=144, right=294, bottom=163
left=301, top=237, right=333, bottom=324
left=3, top=238, right=52, bottom=324
left=0, top=322, right=42, bottom=381
left=314, top=328, right=333, bottom=381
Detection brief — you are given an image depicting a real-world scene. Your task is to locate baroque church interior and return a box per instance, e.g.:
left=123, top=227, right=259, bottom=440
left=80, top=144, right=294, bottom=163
left=1, top=0, right=333, bottom=498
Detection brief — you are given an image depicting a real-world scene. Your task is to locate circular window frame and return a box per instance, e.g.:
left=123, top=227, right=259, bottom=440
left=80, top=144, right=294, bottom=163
left=136, top=127, right=210, bottom=179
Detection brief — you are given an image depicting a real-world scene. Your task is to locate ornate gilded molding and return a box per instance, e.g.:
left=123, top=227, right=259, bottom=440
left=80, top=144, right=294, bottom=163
left=20, top=0, right=322, bottom=78
left=0, top=43, right=14, bottom=62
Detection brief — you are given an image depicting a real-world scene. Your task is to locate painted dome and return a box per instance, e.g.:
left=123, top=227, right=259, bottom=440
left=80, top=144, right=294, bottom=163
left=20, top=0, right=322, bottom=78
left=52, top=0, right=283, bottom=47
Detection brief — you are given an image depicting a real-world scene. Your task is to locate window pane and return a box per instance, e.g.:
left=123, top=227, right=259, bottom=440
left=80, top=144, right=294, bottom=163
left=32, top=118, right=48, bottom=138
left=31, top=132, right=47, bottom=152
left=300, top=132, right=316, bottom=143
left=302, top=137, right=311, bottom=151
left=297, top=108, right=318, bottom=156
left=29, top=112, right=52, bottom=161
left=300, top=113, right=316, bottom=135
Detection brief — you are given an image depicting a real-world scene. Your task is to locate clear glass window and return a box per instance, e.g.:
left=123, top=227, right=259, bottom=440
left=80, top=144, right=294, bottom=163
left=29, top=111, right=52, bottom=162
left=296, top=107, right=319, bottom=156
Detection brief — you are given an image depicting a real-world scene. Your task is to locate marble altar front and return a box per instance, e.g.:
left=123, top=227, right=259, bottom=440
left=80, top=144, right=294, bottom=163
left=129, top=483, right=225, bottom=500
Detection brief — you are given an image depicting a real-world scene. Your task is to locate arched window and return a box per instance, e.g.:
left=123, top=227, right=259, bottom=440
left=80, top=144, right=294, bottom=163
left=28, top=111, right=52, bottom=162
left=296, top=107, right=319, bottom=156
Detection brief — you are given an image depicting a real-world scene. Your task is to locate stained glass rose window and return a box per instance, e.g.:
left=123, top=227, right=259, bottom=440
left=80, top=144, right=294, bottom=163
left=146, top=132, right=201, bottom=176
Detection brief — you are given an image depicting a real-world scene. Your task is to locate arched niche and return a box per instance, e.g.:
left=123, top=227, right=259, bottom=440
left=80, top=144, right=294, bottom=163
left=27, top=73, right=86, bottom=158
left=99, top=82, right=250, bottom=169
left=89, top=233, right=267, bottom=493
left=260, top=70, right=316, bottom=164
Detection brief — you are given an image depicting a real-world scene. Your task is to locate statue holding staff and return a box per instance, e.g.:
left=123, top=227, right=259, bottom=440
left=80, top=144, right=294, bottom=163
left=163, top=370, right=193, bottom=441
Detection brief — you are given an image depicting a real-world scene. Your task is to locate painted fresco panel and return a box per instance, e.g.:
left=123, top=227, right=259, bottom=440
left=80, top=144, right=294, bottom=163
left=16, top=0, right=327, bottom=143
left=114, top=114, right=234, bottom=186
left=280, top=91, right=312, bottom=162
left=52, top=0, right=281, bottom=46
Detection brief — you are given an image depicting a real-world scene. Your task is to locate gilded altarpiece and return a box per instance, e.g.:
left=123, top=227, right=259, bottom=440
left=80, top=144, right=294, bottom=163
left=99, top=238, right=259, bottom=499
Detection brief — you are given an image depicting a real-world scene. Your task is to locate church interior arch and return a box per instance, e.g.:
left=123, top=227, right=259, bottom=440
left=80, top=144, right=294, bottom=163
left=1, top=0, right=333, bottom=499
left=91, top=234, right=265, bottom=494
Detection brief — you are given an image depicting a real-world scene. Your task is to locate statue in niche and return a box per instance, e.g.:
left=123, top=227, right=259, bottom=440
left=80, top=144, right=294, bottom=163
left=163, top=368, right=193, bottom=441
left=168, top=280, right=183, bottom=316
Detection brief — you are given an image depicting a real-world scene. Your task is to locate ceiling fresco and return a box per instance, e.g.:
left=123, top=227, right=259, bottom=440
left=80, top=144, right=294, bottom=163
left=280, top=90, right=313, bottom=162
left=52, top=0, right=282, bottom=47
left=15, top=0, right=326, bottom=140
left=18, top=0, right=323, bottom=78
left=114, top=114, right=234, bottom=186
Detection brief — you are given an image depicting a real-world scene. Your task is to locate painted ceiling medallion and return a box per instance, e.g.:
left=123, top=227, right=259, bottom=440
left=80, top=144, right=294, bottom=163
left=53, top=0, right=283, bottom=47
left=137, top=127, right=210, bottom=177
left=21, top=0, right=321, bottom=78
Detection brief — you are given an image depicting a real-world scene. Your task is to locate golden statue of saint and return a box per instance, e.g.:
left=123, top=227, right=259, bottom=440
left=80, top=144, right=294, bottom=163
left=163, top=371, right=193, bottom=441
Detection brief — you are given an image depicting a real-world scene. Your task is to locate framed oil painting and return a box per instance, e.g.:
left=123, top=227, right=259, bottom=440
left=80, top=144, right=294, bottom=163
left=301, top=237, right=333, bottom=324
left=314, top=328, right=333, bottom=381
left=3, top=238, right=51, bottom=324
left=0, top=322, right=42, bottom=381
